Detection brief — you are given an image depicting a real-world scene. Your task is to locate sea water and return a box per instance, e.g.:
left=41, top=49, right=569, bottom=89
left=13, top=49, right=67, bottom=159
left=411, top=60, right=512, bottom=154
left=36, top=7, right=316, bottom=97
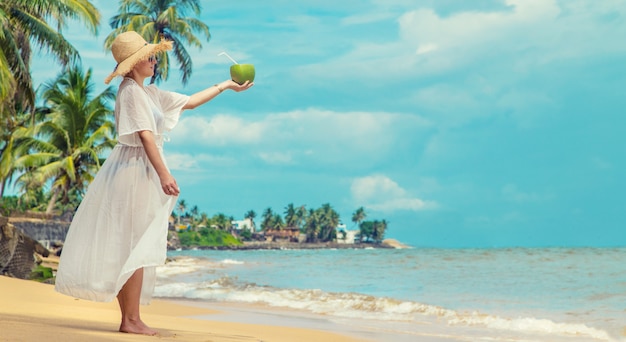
left=155, top=247, right=626, bottom=341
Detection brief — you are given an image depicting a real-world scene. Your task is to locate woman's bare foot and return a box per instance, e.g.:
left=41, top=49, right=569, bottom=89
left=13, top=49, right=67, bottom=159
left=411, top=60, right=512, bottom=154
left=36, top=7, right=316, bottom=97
left=119, top=318, right=158, bottom=336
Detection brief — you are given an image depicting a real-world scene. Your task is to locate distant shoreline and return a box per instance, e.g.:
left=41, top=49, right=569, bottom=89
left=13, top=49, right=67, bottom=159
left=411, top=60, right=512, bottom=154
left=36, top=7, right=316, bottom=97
left=172, top=239, right=412, bottom=251
left=5, top=215, right=411, bottom=251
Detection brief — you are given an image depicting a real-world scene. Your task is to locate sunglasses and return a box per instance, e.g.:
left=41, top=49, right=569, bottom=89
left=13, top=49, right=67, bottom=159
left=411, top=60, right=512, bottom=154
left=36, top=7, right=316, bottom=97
left=148, top=55, right=158, bottom=63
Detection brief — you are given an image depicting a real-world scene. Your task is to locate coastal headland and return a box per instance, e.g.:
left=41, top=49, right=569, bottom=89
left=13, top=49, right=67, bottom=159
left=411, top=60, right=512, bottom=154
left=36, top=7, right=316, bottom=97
left=6, top=215, right=411, bottom=251
left=182, top=239, right=411, bottom=250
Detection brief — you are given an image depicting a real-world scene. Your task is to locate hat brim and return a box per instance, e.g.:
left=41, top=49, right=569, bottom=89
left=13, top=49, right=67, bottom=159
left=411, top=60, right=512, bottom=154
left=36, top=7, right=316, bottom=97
left=104, top=39, right=173, bottom=84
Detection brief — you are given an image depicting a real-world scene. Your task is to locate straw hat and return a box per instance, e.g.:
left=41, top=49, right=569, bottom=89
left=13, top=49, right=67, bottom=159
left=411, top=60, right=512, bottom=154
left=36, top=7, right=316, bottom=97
left=104, top=31, right=172, bottom=84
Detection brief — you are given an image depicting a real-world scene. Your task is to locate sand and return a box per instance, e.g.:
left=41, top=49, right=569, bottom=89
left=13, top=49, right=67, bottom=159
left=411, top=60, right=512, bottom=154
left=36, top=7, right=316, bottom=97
left=381, top=239, right=411, bottom=249
left=0, top=275, right=363, bottom=342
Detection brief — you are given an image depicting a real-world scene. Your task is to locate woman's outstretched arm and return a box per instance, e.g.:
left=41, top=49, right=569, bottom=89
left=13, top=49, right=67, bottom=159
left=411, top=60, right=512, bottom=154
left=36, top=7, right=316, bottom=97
left=183, top=80, right=253, bottom=110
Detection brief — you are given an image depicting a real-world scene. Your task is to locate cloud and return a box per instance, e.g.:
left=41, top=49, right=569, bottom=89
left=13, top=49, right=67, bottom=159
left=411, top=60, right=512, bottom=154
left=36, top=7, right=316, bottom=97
left=166, top=152, right=238, bottom=171
left=415, top=43, right=437, bottom=55
left=351, top=174, right=437, bottom=212
left=402, top=0, right=626, bottom=70
left=170, top=114, right=264, bottom=146
left=400, top=0, right=560, bottom=49
left=296, top=0, right=626, bottom=87
left=170, top=108, right=430, bottom=167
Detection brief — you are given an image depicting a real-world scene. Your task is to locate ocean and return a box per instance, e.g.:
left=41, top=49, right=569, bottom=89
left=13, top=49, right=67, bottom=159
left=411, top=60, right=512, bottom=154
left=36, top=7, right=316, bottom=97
left=154, top=247, right=626, bottom=342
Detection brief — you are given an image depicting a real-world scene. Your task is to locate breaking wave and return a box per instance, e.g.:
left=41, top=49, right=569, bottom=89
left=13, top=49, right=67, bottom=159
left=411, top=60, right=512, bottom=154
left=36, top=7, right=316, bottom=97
left=154, top=274, right=611, bottom=341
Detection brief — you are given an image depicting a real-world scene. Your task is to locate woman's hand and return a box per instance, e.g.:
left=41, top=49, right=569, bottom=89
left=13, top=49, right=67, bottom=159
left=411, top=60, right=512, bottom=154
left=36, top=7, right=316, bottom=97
left=160, top=173, right=180, bottom=196
left=225, top=80, right=254, bottom=92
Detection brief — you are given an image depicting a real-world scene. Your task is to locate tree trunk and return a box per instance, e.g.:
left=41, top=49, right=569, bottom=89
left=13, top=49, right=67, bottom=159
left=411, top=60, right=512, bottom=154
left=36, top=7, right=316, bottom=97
left=45, top=189, right=59, bottom=214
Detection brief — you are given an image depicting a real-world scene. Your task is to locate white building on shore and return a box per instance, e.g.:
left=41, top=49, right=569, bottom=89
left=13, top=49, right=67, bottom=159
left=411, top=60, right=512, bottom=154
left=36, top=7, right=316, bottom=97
left=231, top=218, right=254, bottom=233
left=335, top=222, right=359, bottom=244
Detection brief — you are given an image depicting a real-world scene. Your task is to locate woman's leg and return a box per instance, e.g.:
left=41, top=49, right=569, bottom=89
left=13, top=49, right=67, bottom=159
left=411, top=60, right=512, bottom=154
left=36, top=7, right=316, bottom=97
left=116, top=268, right=157, bottom=335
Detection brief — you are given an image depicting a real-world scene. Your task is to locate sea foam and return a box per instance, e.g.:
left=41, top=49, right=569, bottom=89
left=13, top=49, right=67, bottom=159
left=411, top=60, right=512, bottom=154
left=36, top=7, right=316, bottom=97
left=154, top=279, right=613, bottom=341
left=158, top=248, right=626, bottom=342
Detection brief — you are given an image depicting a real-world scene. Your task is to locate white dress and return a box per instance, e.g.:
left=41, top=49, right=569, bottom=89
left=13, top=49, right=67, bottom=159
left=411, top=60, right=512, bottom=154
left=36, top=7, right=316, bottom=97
left=55, top=77, right=189, bottom=304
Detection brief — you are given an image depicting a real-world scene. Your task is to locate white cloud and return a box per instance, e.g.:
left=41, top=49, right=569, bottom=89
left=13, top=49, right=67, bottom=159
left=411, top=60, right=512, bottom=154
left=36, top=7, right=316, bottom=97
left=297, top=0, right=626, bottom=85
left=170, top=114, right=263, bottom=146
left=402, top=1, right=622, bottom=129
left=399, top=0, right=560, bottom=47
left=351, top=174, right=437, bottom=212
left=264, top=108, right=417, bottom=150
left=166, top=152, right=237, bottom=171
left=170, top=108, right=430, bottom=166
left=401, top=0, right=626, bottom=70
left=415, top=43, right=437, bottom=55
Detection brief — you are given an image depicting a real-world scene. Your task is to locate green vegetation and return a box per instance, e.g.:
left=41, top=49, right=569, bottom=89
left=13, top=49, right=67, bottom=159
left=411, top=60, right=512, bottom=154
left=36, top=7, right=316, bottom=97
left=0, top=196, right=23, bottom=216
left=175, top=201, right=389, bottom=245
left=357, top=219, right=389, bottom=243
left=1, top=0, right=100, bottom=200
left=30, top=265, right=54, bottom=282
left=178, top=228, right=242, bottom=247
left=19, top=66, right=116, bottom=214
left=1, top=66, right=115, bottom=215
left=0, top=0, right=99, bottom=109
left=0, top=0, right=208, bottom=215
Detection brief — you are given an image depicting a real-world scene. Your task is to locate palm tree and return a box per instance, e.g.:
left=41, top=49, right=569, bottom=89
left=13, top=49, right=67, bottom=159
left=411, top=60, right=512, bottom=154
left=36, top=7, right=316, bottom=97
left=1, top=0, right=100, bottom=200
left=14, top=175, right=46, bottom=211
left=212, top=213, right=231, bottom=231
left=244, top=209, right=256, bottom=231
left=317, top=203, right=339, bottom=242
left=351, top=206, right=367, bottom=243
left=351, top=206, right=366, bottom=228
left=359, top=221, right=374, bottom=243
left=271, top=213, right=284, bottom=231
left=357, top=219, right=388, bottom=243
left=177, top=199, right=187, bottom=225
left=284, top=203, right=307, bottom=230
left=199, top=212, right=208, bottom=227
left=303, top=208, right=319, bottom=242
left=261, top=207, right=273, bottom=231
left=302, top=204, right=339, bottom=243
left=0, top=110, right=33, bottom=197
left=381, top=219, right=388, bottom=241
left=105, top=0, right=211, bottom=85
left=0, top=0, right=100, bottom=109
left=284, top=203, right=297, bottom=227
left=295, top=205, right=307, bottom=231
left=14, top=65, right=115, bottom=213
left=190, top=204, right=198, bottom=219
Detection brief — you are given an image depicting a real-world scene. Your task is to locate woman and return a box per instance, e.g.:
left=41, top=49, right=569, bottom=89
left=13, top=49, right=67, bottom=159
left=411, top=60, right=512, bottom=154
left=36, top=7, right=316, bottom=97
left=54, top=31, right=253, bottom=335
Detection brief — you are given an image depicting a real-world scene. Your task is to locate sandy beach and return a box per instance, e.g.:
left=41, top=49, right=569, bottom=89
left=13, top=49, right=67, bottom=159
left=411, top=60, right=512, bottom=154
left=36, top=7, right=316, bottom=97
left=0, top=275, right=363, bottom=342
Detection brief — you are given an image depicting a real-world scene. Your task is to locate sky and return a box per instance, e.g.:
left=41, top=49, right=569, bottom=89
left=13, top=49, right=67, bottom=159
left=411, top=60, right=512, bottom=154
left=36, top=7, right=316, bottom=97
left=28, top=0, right=626, bottom=248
